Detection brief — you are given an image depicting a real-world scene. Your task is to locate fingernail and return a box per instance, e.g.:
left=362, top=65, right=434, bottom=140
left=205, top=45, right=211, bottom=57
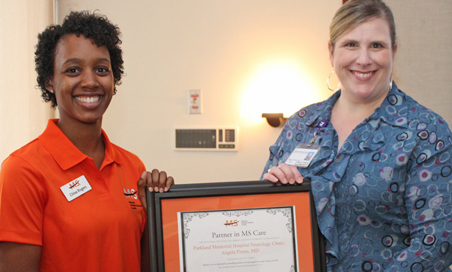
left=289, top=178, right=295, bottom=185
left=148, top=187, right=153, bottom=192
left=283, top=178, right=288, bottom=184
left=141, top=171, right=146, bottom=179
left=154, top=187, right=158, bottom=192
left=164, top=187, right=168, bottom=192
left=297, top=177, right=303, bottom=183
left=159, top=188, right=163, bottom=193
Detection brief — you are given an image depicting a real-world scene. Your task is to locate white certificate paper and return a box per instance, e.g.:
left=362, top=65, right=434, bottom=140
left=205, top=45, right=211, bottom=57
left=178, top=206, right=298, bottom=272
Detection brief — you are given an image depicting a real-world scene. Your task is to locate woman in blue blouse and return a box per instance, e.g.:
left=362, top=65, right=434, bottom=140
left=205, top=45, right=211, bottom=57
left=262, top=0, right=452, bottom=271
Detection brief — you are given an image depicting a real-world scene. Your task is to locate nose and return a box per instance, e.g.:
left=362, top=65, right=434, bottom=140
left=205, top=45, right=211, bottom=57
left=80, top=71, right=99, bottom=89
left=356, top=48, right=372, bottom=66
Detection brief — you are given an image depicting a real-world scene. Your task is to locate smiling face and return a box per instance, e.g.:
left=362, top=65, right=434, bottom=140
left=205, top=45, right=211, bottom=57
left=329, top=17, right=397, bottom=105
left=47, top=34, right=114, bottom=127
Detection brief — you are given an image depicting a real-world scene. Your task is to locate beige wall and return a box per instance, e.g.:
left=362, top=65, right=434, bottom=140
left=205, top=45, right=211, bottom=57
left=388, top=0, right=452, bottom=121
left=57, top=0, right=339, bottom=183
left=0, top=0, right=54, bottom=163
left=2, top=0, right=452, bottom=184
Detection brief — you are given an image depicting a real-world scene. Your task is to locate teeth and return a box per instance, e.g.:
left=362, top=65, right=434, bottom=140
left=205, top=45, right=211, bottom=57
left=354, top=72, right=372, bottom=78
left=76, top=96, right=100, bottom=103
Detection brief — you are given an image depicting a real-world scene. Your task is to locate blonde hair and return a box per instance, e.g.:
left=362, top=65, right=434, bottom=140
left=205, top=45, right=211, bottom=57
left=330, top=0, right=396, bottom=50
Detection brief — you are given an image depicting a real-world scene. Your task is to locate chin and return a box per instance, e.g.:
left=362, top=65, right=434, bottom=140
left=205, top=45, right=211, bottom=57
left=78, top=115, right=104, bottom=125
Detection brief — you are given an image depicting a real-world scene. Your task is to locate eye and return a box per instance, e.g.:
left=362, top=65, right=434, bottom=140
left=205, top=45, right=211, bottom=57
left=64, top=67, right=81, bottom=76
left=372, top=43, right=383, bottom=48
left=345, top=42, right=357, bottom=47
left=96, top=67, right=110, bottom=75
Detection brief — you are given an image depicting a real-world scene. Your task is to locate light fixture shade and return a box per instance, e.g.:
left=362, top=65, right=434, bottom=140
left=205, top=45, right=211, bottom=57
left=261, top=113, right=287, bottom=128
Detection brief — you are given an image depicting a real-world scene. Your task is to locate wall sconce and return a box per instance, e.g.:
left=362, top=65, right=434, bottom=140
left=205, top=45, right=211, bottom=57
left=261, top=113, right=287, bottom=128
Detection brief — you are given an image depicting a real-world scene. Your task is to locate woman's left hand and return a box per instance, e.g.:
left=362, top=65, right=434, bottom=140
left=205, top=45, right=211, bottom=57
left=137, top=169, right=174, bottom=210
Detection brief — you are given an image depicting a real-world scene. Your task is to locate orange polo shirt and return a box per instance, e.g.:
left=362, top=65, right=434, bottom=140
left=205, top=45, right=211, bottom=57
left=0, top=119, right=146, bottom=272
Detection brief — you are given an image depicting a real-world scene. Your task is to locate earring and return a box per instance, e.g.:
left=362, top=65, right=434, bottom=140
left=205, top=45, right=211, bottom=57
left=389, top=74, right=393, bottom=90
left=49, top=89, right=54, bottom=93
left=327, top=70, right=341, bottom=92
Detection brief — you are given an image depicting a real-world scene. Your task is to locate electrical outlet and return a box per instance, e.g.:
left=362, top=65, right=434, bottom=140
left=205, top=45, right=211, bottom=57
left=188, top=89, right=202, bottom=114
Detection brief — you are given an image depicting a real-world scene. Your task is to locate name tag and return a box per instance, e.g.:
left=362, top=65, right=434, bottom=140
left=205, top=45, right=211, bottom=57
left=285, top=144, right=321, bottom=168
left=60, top=175, right=92, bottom=202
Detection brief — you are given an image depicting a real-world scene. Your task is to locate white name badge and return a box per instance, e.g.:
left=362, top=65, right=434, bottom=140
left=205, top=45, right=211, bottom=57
left=285, top=144, right=321, bottom=168
left=60, top=175, right=92, bottom=202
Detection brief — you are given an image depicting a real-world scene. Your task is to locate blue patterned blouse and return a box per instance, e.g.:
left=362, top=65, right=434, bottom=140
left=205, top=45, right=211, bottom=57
left=262, top=83, right=452, bottom=271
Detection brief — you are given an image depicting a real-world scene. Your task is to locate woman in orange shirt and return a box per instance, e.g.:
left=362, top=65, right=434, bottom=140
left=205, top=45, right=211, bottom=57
left=0, top=11, right=173, bottom=271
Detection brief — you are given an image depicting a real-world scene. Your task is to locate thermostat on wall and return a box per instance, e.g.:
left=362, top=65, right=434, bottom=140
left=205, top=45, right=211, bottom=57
left=175, top=128, right=238, bottom=151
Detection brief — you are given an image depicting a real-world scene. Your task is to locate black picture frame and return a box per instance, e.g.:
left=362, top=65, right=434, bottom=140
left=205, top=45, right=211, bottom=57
left=144, top=179, right=326, bottom=272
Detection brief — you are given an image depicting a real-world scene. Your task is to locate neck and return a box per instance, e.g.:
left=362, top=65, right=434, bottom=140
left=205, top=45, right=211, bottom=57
left=334, top=89, right=388, bottom=120
left=330, top=92, right=387, bottom=151
left=333, top=98, right=378, bottom=122
left=57, top=117, right=105, bottom=168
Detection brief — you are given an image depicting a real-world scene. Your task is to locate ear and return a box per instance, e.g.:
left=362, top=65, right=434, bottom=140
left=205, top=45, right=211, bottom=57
left=45, top=78, right=54, bottom=92
left=328, top=42, right=335, bottom=68
left=392, top=43, right=398, bottom=62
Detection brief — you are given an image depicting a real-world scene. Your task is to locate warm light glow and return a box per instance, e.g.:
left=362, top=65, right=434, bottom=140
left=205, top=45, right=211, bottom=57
left=241, top=61, right=319, bottom=122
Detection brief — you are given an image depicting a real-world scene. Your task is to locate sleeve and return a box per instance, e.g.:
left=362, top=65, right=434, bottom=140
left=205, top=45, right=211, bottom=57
left=120, top=150, right=147, bottom=232
left=387, top=135, right=452, bottom=271
left=0, top=155, right=47, bottom=246
left=260, top=129, right=288, bottom=179
left=138, top=159, right=147, bottom=232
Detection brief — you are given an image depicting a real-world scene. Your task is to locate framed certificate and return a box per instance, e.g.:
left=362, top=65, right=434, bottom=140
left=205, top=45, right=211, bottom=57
left=144, top=179, right=326, bottom=272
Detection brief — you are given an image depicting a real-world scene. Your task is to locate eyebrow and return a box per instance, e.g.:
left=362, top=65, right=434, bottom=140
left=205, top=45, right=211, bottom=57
left=341, top=38, right=355, bottom=43
left=62, top=57, right=111, bottom=65
left=340, top=39, right=389, bottom=46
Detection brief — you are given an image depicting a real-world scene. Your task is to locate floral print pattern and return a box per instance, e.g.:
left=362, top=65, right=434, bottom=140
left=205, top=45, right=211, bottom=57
left=262, top=83, right=452, bottom=271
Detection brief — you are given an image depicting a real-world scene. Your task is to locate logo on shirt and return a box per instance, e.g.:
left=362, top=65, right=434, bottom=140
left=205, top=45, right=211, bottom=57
left=123, top=188, right=142, bottom=210
left=123, top=188, right=138, bottom=199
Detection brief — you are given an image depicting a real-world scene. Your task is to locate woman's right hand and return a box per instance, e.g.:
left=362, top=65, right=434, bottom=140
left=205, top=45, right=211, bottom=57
left=262, top=163, right=304, bottom=185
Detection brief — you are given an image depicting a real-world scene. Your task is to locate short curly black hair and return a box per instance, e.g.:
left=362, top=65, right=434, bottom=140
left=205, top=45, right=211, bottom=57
left=35, top=11, right=123, bottom=108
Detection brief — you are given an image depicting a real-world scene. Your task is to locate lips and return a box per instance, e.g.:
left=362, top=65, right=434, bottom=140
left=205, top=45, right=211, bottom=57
left=75, top=95, right=101, bottom=103
left=351, top=70, right=375, bottom=80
